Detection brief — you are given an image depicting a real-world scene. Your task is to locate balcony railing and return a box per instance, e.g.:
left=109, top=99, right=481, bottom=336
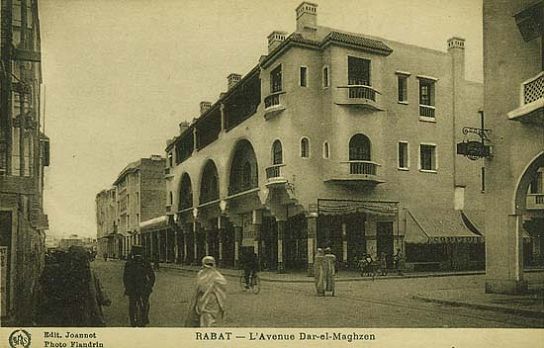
left=324, top=160, right=383, bottom=185
left=164, top=167, right=170, bottom=175
left=419, top=105, right=436, bottom=118
left=265, top=164, right=287, bottom=185
left=264, top=92, right=286, bottom=119
left=508, top=71, right=544, bottom=124
left=335, top=85, right=383, bottom=111
left=348, top=160, right=378, bottom=175
left=527, top=193, right=544, bottom=210
left=523, top=72, right=544, bottom=105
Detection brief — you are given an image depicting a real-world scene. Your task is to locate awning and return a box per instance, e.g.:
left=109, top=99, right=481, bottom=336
left=318, top=199, right=398, bottom=216
left=140, top=215, right=169, bottom=233
left=405, top=209, right=483, bottom=244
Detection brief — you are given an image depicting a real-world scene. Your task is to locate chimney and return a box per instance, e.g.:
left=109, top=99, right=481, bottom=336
left=227, top=73, right=242, bottom=90
left=267, top=31, right=287, bottom=53
left=179, top=121, right=189, bottom=135
left=200, top=101, right=212, bottom=114
left=447, top=37, right=465, bottom=81
left=296, top=2, right=318, bottom=33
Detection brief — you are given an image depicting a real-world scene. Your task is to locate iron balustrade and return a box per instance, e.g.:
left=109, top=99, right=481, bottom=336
left=348, top=85, right=376, bottom=101
left=536, top=194, right=544, bottom=205
left=347, top=160, right=379, bottom=176
left=264, top=93, right=281, bottom=109
left=265, top=164, right=285, bottom=179
left=419, top=105, right=436, bottom=118
left=522, top=72, right=544, bottom=105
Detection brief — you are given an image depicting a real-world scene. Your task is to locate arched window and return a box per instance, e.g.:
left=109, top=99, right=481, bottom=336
left=300, top=137, right=310, bottom=158
left=349, top=134, right=371, bottom=160
left=242, top=161, right=251, bottom=188
left=323, top=141, right=330, bottom=159
left=272, top=140, right=283, bottom=165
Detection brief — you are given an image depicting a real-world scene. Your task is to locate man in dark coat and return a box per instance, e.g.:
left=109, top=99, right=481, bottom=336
left=123, top=245, right=155, bottom=327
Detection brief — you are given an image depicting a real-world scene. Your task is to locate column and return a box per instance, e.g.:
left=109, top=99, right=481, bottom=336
left=307, top=214, right=317, bottom=276
left=277, top=220, right=286, bottom=273
left=342, top=221, right=348, bottom=266
left=234, top=226, right=242, bottom=268
left=205, top=229, right=210, bottom=256
left=164, top=230, right=169, bottom=262
left=183, top=230, right=189, bottom=265
left=217, top=217, right=224, bottom=267
left=193, top=223, right=199, bottom=265
left=485, top=214, right=527, bottom=294
left=173, top=230, right=179, bottom=263
left=253, top=210, right=263, bottom=260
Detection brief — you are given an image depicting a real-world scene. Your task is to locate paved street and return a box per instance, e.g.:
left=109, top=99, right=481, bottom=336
left=95, top=260, right=543, bottom=328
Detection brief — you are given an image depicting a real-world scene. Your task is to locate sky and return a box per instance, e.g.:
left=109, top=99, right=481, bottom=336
left=39, top=0, right=483, bottom=238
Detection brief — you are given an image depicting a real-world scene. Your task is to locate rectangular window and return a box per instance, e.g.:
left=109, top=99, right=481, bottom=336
left=323, top=66, right=329, bottom=88
left=398, top=75, right=408, bottom=102
left=348, top=56, right=371, bottom=85
left=300, top=66, right=307, bottom=87
left=420, top=144, right=436, bottom=171
left=398, top=142, right=409, bottom=169
left=271, top=65, right=282, bottom=93
left=419, top=79, right=436, bottom=118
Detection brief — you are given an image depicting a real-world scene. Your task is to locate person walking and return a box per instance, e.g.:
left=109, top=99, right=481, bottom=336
left=379, top=252, right=388, bottom=276
left=60, top=246, right=111, bottom=326
left=323, top=247, right=336, bottom=296
left=123, top=245, right=155, bottom=327
left=393, top=248, right=404, bottom=276
left=185, top=256, right=227, bottom=327
left=313, top=248, right=325, bottom=296
left=242, top=251, right=259, bottom=289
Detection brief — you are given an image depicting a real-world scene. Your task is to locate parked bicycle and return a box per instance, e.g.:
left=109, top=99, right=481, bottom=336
left=239, top=271, right=260, bottom=294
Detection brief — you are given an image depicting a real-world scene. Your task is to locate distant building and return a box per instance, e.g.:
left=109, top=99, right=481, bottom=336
left=483, top=0, right=543, bottom=294
left=96, top=155, right=166, bottom=259
left=164, top=2, right=485, bottom=273
left=0, top=0, right=49, bottom=324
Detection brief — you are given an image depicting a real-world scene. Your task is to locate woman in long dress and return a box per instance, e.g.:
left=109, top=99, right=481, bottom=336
left=185, top=256, right=227, bottom=327
left=323, top=247, right=336, bottom=296
left=313, top=248, right=325, bottom=296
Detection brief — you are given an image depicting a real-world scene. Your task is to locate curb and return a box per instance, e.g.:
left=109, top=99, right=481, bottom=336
left=412, top=295, right=544, bottom=319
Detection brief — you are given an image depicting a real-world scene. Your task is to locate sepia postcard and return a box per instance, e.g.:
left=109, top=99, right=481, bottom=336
left=0, top=0, right=543, bottom=347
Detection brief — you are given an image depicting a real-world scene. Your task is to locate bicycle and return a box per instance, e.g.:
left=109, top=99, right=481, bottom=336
left=239, top=271, right=260, bottom=294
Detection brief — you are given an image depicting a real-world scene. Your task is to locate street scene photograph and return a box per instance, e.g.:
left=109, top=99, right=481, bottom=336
left=1, top=0, right=543, bottom=333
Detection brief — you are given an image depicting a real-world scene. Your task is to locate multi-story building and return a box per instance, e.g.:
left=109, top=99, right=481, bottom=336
left=165, top=2, right=485, bottom=273
left=96, top=155, right=166, bottom=259
left=0, top=0, right=49, bottom=324
left=95, top=186, right=117, bottom=257
left=483, top=0, right=543, bottom=294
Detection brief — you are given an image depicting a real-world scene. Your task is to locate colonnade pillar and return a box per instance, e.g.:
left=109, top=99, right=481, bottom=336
left=277, top=220, right=286, bottom=273
left=307, top=214, right=317, bottom=276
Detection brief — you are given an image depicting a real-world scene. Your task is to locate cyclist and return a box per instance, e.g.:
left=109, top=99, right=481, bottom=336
left=242, top=251, right=259, bottom=289
left=123, top=245, right=155, bottom=327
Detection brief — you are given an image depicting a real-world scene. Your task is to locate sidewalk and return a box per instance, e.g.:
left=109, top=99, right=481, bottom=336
left=155, top=261, right=537, bottom=283
left=413, top=283, right=544, bottom=319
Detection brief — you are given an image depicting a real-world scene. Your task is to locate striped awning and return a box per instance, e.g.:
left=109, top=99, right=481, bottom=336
left=405, top=209, right=483, bottom=244
left=318, top=199, right=398, bottom=216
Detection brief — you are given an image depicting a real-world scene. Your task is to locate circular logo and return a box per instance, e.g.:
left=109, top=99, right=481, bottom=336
left=8, top=329, right=31, bottom=348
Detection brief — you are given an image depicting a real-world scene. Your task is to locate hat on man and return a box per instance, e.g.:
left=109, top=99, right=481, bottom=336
left=202, top=255, right=216, bottom=268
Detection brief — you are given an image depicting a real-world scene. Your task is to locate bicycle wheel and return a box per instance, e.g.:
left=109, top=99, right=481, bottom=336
left=251, top=275, right=260, bottom=294
left=239, top=275, right=247, bottom=290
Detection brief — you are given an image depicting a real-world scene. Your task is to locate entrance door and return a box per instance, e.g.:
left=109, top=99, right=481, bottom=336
left=377, top=221, right=394, bottom=267
left=346, top=213, right=366, bottom=268
left=261, top=216, right=277, bottom=271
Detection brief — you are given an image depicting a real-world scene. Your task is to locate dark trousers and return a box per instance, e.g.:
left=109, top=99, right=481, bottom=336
left=128, top=293, right=150, bottom=327
left=244, top=269, right=256, bottom=287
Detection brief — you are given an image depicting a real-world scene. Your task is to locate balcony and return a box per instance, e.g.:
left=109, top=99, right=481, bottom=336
left=508, top=72, right=544, bottom=125
left=263, top=92, right=286, bottom=119
left=419, top=105, right=436, bottom=119
left=265, top=164, right=288, bottom=186
left=335, top=85, right=383, bottom=111
left=324, top=160, right=384, bottom=186
left=526, top=193, right=544, bottom=210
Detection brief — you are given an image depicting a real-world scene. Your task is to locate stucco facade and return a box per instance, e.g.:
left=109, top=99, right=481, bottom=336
left=483, top=0, right=543, bottom=294
left=96, top=155, right=166, bottom=259
left=165, top=2, right=485, bottom=273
